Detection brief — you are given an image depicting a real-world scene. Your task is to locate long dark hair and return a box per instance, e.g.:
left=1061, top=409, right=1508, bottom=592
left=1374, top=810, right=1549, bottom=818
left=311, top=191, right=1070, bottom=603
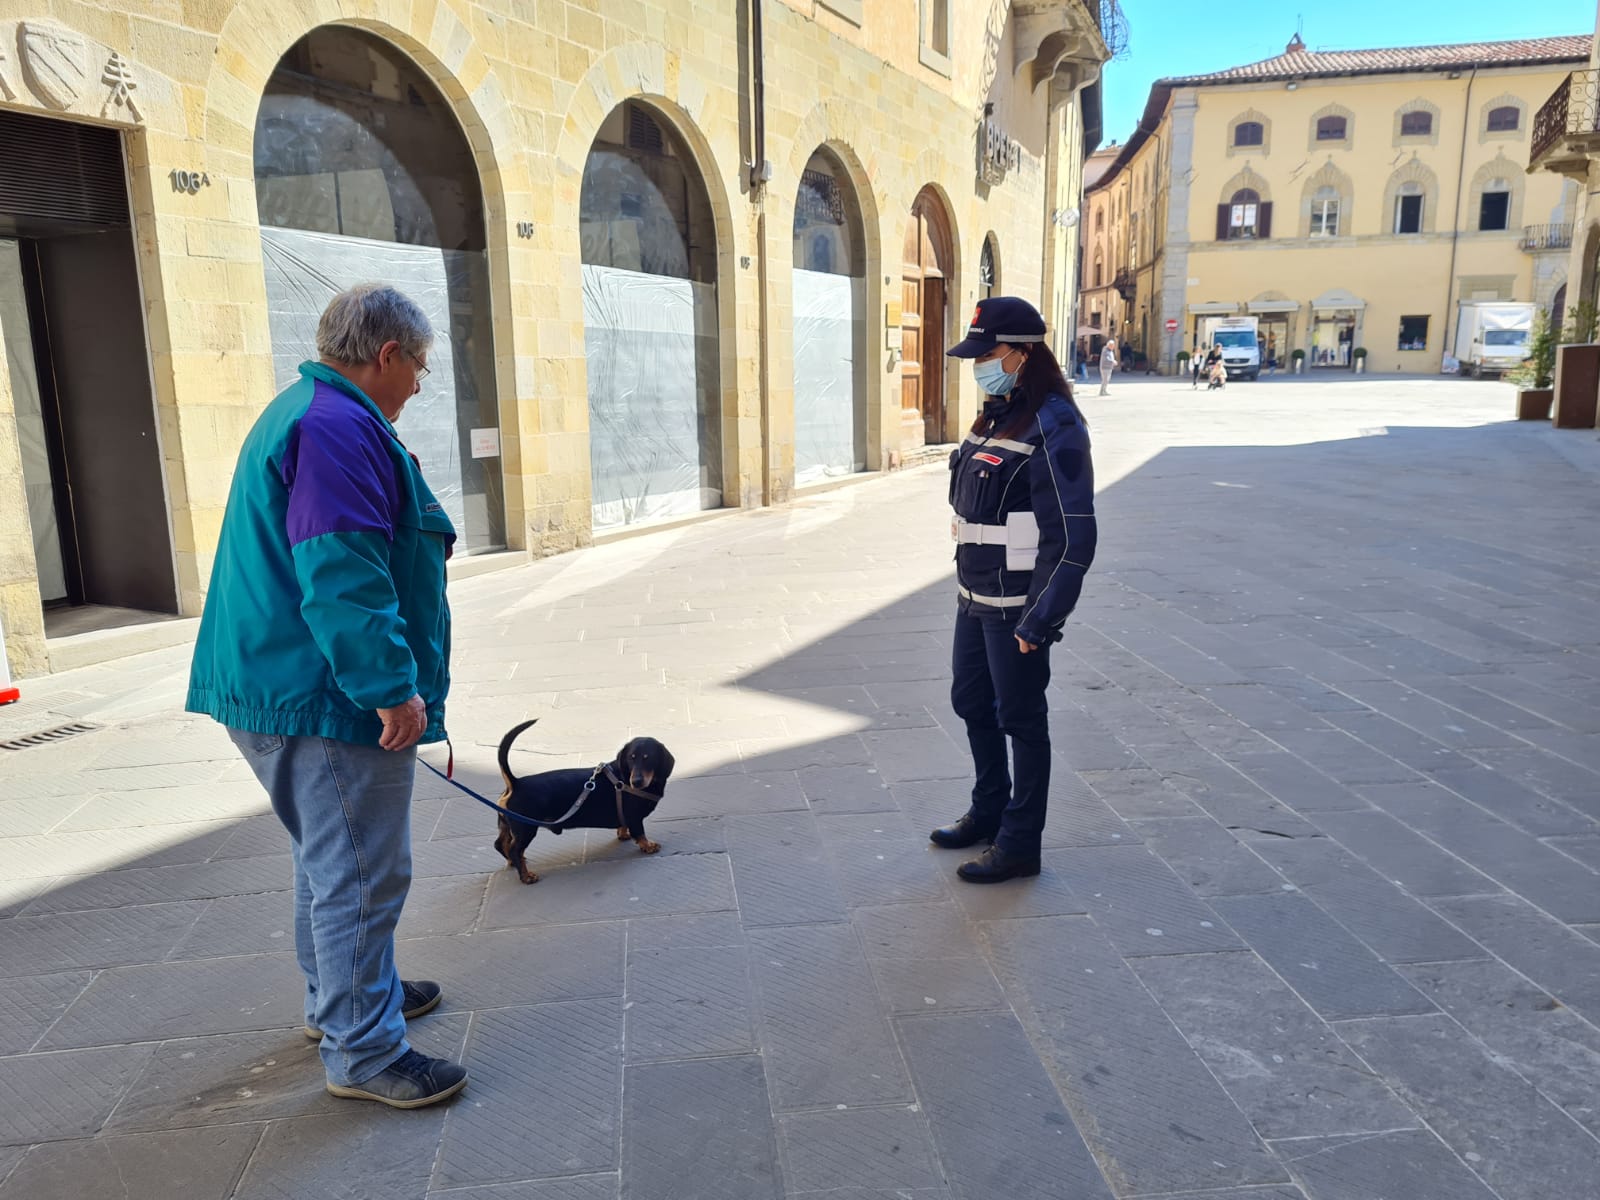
left=969, top=341, right=1084, bottom=440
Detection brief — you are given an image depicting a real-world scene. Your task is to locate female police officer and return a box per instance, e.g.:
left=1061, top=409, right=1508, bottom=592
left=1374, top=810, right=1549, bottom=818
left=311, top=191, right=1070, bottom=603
left=934, top=297, right=1097, bottom=882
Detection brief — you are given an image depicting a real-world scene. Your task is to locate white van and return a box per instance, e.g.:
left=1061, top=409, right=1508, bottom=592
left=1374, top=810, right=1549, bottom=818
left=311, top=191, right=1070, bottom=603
left=1453, top=302, right=1535, bottom=377
left=1200, top=315, right=1261, bottom=381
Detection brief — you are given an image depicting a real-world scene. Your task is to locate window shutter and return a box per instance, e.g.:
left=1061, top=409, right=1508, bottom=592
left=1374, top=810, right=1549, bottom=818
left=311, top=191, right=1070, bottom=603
left=1217, top=204, right=1230, bottom=241
left=1258, top=202, right=1273, bottom=239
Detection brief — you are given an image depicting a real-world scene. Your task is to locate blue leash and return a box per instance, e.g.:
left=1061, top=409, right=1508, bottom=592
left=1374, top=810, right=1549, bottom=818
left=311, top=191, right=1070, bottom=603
left=417, top=745, right=596, bottom=829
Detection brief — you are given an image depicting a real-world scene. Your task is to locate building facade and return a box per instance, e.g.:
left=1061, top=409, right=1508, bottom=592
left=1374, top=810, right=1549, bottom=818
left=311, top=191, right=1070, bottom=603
left=0, top=0, right=1110, bottom=678
left=1083, top=34, right=1583, bottom=377
left=1531, top=5, right=1600, bottom=363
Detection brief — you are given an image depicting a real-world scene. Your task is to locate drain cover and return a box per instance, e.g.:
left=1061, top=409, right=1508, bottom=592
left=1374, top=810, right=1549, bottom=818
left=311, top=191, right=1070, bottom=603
left=0, top=722, right=100, bottom=751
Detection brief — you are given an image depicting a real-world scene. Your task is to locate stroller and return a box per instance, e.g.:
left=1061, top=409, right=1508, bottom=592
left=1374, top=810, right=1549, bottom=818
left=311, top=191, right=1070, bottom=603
left=1205, top=347, right=1226, bottom=390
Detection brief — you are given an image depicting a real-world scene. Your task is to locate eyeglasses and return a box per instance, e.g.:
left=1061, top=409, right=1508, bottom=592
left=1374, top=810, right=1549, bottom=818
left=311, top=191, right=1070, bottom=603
left=409, top=353, right=430, bottom=382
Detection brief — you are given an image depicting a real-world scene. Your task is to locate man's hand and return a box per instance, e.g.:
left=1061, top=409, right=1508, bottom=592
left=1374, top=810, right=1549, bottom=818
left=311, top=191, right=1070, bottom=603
left=1016, top=635, right=1039, bottom=655
left=377, top=693, right=427, bottom=751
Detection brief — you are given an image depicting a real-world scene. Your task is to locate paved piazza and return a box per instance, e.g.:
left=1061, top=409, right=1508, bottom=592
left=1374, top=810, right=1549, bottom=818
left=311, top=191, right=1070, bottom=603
left=2, top=374, right=1598, bottom=1199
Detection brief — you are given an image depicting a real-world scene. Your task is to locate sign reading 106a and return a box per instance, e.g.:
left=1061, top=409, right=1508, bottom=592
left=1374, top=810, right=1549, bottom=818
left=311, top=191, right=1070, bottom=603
left=169, top=169, right=211, bottom=194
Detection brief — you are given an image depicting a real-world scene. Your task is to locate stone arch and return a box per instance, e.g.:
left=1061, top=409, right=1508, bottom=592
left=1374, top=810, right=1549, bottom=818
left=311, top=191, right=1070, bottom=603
left=547, top=42, right=746, bottom=513
left=1219, top=165, right=1271, bottom=206
left=1382, top=158, right=1440, bottom=234
left=1579, top=222, right=1600, bottom=314
left=1393, top=96, right=1440, bottom=146
left=1227, top=107, right=1271, bottom=156
left=1467, top=153, right=1524, bottom=232
left=1300, top=160, right=1353, bottom=238
left=1308, top=101, right=1354, bottom=150
left=1479, top=92, right=1527, bottom=140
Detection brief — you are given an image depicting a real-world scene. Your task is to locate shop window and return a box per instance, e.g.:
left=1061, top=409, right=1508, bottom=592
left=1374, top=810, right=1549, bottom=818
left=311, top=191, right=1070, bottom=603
left=1234, top=121, right=1263, bottom=148
left=581, top=100, right=722, bottom=530
left=253, top=25, right=504, bottom=552
left=1394, top=189, right=1423, bottom=235
left=1478, top=189, right=1510, bottom=232
left=1487, top=105, right=1520, bottom=132
left=792, top=147, right=866, bottom=486
left=1309, top=189, right=1340, bottom=238
left=1398, top=315, right=1429, bottom=351
left=1316, top=116, right=1347, bottom=141
left=1399, top=111, right=1432, bottom=137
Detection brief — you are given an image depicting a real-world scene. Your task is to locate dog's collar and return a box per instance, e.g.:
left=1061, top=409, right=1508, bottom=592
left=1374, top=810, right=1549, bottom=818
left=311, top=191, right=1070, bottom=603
left=598, top=762, right=663, bottom=803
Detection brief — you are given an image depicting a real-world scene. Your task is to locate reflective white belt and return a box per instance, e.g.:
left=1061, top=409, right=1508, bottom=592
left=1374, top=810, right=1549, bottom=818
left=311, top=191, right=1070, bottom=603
left=958, top=584, right=1027, bottom=608
left=951, top=517, right=1007, bottom=545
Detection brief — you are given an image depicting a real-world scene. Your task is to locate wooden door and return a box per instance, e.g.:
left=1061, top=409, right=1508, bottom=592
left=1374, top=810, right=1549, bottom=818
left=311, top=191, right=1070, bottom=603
left=901, top=190, right=951, bottom=446
left=921, top=276, right=945, bottom=443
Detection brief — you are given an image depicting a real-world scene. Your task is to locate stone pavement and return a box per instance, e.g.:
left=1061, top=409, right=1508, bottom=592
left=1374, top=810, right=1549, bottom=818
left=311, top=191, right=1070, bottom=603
left=3, top=375, right=1600, bottom=1199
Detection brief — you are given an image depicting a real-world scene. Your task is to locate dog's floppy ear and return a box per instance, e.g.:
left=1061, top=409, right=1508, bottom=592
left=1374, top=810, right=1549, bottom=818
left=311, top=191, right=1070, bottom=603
left=656, top=744, right=675, bottom=785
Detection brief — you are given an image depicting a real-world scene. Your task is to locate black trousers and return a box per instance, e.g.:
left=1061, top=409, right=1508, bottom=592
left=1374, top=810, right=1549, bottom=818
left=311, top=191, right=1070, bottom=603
left=949, top=605, right=1052, bottom=855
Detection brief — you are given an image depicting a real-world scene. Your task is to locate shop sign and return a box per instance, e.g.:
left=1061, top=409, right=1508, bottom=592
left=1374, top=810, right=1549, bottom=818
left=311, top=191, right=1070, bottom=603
left=978, top=118, right=1020, bottom=187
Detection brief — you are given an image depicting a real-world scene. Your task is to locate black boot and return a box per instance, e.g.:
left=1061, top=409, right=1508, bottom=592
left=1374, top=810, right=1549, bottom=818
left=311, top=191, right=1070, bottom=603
left=930, top=813, right=997, bottom=850
left=956, top=844, right=1042, bottom=884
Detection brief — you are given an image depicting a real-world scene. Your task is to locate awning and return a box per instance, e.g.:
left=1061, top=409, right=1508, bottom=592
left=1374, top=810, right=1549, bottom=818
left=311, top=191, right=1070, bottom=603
left=1189, top=301, right=1239, bottom=314
left=1247, top=300, right=1300, bottom=314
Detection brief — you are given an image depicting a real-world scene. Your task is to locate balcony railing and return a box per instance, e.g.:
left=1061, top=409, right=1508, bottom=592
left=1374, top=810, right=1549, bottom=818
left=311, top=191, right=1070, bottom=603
left=1530, top=69, right=1600, bottom=174
left=1520, top=223, right=1574, bottom=252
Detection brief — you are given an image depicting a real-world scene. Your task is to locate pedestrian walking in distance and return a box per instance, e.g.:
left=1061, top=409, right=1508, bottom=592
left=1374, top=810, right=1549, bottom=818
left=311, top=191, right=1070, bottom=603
left=1098, top=336, right=1118, bottom=396
left=187, top=284, right=467, bottom=1109
left=938, top=297, right=1099, bottom=882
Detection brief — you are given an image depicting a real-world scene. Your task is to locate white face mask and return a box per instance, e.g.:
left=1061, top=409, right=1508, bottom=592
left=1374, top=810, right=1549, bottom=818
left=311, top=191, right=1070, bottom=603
left=973, top=353, right=1019, bottom=396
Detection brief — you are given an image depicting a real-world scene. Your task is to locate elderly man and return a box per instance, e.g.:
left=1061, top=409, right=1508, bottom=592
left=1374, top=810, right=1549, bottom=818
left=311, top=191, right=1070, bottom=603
left=187, top=284, right=465, bottom=1108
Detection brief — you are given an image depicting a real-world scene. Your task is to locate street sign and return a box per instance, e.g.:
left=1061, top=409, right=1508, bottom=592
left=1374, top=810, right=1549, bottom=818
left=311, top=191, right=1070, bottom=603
left=1164, top=318, right=1178, bottom=332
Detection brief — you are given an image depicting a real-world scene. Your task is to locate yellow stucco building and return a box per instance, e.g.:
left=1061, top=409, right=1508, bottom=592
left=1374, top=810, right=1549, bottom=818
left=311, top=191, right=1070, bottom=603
left=0, top=0, right=1113, bottom=679
left=1080, top=34, right=1584, bottom=378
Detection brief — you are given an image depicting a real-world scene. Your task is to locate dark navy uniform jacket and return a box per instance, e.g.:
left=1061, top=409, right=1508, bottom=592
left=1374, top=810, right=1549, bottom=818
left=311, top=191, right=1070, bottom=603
left=948, top=390, right=1097, bottom=646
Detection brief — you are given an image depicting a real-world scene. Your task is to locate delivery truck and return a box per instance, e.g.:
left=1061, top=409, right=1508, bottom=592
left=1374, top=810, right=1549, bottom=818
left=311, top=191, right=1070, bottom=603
left=1453, top=302, right=1535, bottom=377
left=1199, top=315, right=1261, bottom=380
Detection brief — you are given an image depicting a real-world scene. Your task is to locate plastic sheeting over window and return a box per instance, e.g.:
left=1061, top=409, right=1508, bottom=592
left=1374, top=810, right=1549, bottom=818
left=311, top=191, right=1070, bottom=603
left=792, top=269, right=865, bottom=486
left=259, top=226, right=505, bottom=551
left=0, top=240, right=66, bottom=601
left=583, top=264, right=722, bottom=531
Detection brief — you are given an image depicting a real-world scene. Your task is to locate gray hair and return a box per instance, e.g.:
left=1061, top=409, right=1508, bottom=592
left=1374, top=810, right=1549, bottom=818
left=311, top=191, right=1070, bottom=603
left=316, top=284, right=433, bottom=365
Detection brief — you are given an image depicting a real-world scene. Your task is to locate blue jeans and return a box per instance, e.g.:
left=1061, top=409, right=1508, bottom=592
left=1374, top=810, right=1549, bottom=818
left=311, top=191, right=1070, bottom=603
left=228, top=729, right=415, bottom=1086
left=949, top=607, right=1053, bottom=856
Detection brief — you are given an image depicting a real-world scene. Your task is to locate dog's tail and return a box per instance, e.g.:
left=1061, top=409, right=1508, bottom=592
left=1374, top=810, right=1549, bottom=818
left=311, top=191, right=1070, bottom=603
left=497, top=718, right=539, bottom=790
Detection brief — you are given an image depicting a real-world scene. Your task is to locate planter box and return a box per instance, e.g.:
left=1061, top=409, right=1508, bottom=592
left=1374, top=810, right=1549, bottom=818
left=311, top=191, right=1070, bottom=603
left=1516, top=388, right=1554, bottom=420
left=1552, top=343, right=1600, bottom=429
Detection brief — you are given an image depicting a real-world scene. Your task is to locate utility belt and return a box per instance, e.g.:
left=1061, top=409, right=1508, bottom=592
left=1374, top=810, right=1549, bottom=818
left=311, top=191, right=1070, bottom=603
left=951, top=511, right=1038, bottom=572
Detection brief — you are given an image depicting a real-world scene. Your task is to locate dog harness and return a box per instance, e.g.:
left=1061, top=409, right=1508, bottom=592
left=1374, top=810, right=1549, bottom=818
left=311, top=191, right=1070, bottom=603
left=419, top=748, right=663, bottom=830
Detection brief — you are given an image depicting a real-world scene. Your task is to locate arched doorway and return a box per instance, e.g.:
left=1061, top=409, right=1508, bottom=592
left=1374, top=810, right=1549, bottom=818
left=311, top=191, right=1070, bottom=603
left=792, top=148, right=866, bottom=485
left=902, top=188, right=955, bottom=446
left=1552, top=282, right=1568, bottom=336
left=580, top=100, right=721, bottom=531
left=253, top=25, right=505, bottom=551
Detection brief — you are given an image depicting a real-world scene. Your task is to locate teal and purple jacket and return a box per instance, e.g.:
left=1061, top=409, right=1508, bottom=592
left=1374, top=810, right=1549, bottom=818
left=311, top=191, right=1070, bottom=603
left=187, top=362, right=455, bottom=746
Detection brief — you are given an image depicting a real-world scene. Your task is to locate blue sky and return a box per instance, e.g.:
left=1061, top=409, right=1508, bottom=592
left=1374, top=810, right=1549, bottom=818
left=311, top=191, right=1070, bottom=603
left=1100, top=4, right=1596, bottom=145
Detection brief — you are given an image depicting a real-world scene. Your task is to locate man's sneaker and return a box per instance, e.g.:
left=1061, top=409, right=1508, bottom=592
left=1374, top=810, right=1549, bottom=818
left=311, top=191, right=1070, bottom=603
left=304, top=980, right=442, bottom=1040
left=326, top=1049, right=468, bottom=1109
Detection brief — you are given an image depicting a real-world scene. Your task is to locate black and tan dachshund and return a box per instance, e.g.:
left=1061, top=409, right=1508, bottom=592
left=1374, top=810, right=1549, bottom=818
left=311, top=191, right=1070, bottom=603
left=493, top=719, right=675, bottom=884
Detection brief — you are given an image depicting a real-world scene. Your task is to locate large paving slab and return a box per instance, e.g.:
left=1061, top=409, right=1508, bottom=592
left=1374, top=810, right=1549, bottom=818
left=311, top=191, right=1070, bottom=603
left=4, top=379, right=1600, bottom=1197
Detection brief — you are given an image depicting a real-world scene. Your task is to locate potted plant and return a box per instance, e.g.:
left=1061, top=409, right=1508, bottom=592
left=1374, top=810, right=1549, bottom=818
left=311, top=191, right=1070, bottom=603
left=1352, top=346, right=1368, bottom=374
left=1176, top=349, right=1190, bottom=377
left=1510, top=310, right=1555, bottom=420
left=1291, top=348, right=1305, bottom=374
